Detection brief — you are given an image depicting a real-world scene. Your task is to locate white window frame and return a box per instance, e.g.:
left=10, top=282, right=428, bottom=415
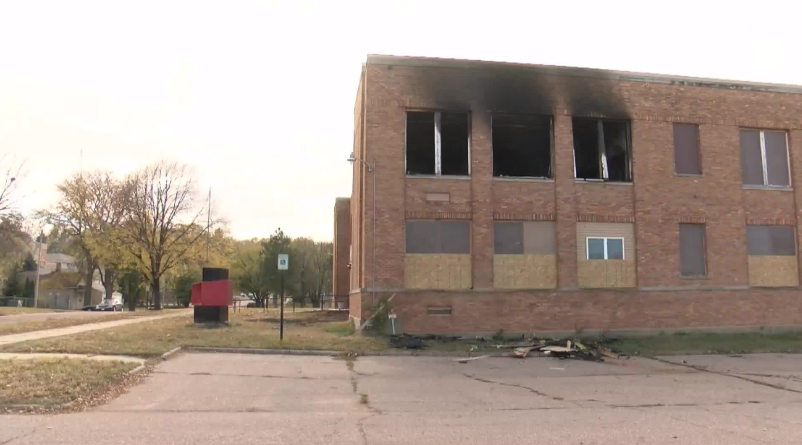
left=753, top=130, right=792, bottom=187
left=405, top=110, right=471, bottom=177
left=586, top=237, right=625, bottom=260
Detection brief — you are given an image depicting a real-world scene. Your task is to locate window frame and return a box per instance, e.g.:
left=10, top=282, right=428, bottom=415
left=673, top=123, right=702, bottom=176
left=405, top=110, right=471, bottom=177
left=741, top=129, right=792, bottom=188
left=405, top=219, right=471, bottom=254
left=586, top=237, right=625, bottom=260
left=572, top=118, right=632, bottom=183
left=679, top=223, right=707, bottom=278
left=491, top=113, right=554, bottom=179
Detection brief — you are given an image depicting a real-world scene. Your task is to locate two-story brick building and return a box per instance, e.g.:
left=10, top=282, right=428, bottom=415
left=332, top=54, right=802, bottom=335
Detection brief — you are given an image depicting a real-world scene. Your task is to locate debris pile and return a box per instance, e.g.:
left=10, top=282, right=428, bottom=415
left=505, top=338, right=619, bottom=361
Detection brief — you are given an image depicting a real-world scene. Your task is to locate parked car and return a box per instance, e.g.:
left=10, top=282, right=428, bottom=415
left=82, top=304, right=97, bottom=311
left=95, top=301, right=123, bottom=311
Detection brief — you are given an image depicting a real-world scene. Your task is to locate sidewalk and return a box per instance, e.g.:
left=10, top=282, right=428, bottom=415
left=0, top=352, right=145, bottom=365
left=0, top=310, right=191, bottom=347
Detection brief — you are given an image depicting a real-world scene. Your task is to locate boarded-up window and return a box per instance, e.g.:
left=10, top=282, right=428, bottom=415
left=492, top=114, right=552, bottom=178
left=679, top=224, right=706, bottom=277
left=494, top=221, right=556, bottom=254
left=406, top=111, right=469, bottom=176
left=674, top=124, right=701, bottom=175
left=740, top=130, right=790, bottom=187
left=406, top=220, right=470, bottom=254
left=747, top=225, right=796, bottom=256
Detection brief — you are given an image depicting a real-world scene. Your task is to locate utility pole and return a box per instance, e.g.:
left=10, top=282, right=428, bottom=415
left=206, top=187, right=211, bottom=263
left=33, top=231, right=43, bottom=308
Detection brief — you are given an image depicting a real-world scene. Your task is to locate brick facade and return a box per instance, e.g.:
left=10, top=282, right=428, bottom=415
left=343, top=55, right=802, bottom=334
left=332, top=197, right=351, bottom=308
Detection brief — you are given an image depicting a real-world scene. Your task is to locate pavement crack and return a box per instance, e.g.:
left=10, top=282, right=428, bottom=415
left=462, top=373, right=577, bottom=405
left=342, top=357, right=381, bottom=415
left=153, top=371, right=314, bottom=380
left=650, top=357, right=802, bottom=395
left=0, top=427, right=38, bottom=445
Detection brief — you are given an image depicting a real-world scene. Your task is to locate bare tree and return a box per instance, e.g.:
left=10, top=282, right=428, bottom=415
left=124, top=161, right=208, bottom=309
left=0, top=155, right=24, bottom=216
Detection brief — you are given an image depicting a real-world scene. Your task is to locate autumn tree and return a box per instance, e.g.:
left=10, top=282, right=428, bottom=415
left=123, top=161, right=209, bottom=310
left=290, top=238, right=332, bottom=307
left=0, top=155, right=23, bottom=217
left=260, top=228, right=296, bottom=307
left=231, top=238, right=268, bottom=307
left=44, top=171, right=130, bottom=305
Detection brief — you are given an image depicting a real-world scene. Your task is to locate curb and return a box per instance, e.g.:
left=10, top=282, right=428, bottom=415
left=128, top=364, right=146, bottom=375
left=161, top=347, right=182, bottom=361
left=183, top=346, right=519, bottom=358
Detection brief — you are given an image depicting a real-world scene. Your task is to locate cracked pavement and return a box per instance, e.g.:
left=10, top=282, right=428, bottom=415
left=2, top=352, right=802, bottom=444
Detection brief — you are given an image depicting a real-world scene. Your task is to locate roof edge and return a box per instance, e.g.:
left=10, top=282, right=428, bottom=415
left=366, top=54, right=802, bottom=95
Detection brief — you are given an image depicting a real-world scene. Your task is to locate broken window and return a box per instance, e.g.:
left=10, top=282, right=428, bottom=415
left=586, top=237, right=624, bottom=260
left=674, top=123, right=701, bottom=175
left=572, top=118, right=631, bottom=182
left=492, top=114, right=552, bottom=178
left=494, top=221, right=556, bottom=254
left=406, top=220, right=470, bottom=254
left=740, top=130, right=790, bottom=187
left=746, top=225, right=796, bottom=256
left=406, top=111, right=469, bottom=176
left=679, top=224, right=706, bottom=277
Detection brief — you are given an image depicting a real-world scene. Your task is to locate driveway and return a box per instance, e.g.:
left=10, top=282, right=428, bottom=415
left=1, top=352, right=801, bottom=444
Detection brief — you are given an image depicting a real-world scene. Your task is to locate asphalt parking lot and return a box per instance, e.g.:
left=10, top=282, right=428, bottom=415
left=2, top=352, right=802, bottom=444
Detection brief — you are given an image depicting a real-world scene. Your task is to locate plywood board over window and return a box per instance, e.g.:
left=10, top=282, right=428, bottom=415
left=493, top=221, right=556, bottom=289
left=405, top=220, right=471, bottom=289
left=746, top=225, right=798, bottom=287
left=576, top=222, right=636, bottom=288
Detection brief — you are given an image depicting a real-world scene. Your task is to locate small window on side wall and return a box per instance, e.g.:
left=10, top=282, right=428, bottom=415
left=674, top=123, right=701, bottom=175
left=586, top=237, right=624, bottom=260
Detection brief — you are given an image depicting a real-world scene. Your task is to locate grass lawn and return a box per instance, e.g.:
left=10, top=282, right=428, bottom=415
left=0, top=311, right=161, bottom=336
left=1, top=309, right=386, bottom=357
left=609, top=331, right=802, bottom=356
left=0, top=358, right=138, bottom=413
left=0, top=307, right=55, bottom=316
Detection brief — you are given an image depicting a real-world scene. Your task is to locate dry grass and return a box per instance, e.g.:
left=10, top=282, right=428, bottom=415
left=0, top=314, right=141, bottom=336
left=0, top=307, right=55, bottom=316
left=0, top=358, right=138, bottom=412
left=1, top=309, right=386, bottom=357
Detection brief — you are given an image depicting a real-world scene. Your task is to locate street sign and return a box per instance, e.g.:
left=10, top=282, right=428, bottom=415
left=278, top=254, right=289, bottom=270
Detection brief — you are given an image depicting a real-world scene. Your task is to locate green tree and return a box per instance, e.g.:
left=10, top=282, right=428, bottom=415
left=2, top=263, right=20, bottom=297
left=22, top=252, right=36, bottom=272
left=118, top=269, right=145, bottom=312
left=21, top=277, right=34, bottom=298
left=231, top=238, right=268, bottom=308
left=260, top=228, right=297, bottom=307
left=171, top=269, right=200, bottom=308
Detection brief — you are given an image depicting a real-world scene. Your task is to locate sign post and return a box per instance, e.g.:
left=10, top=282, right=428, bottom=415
left=277, top=254, right=289, bottom=341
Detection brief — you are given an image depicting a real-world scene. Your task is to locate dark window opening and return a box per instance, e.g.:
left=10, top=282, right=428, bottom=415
left=747, top=225, right=796, bottom=256
left=674, top=123, right=701, bottom=175
left=572, top=118, right=631, bottom=182
left=406, top=220, right=470, bottom=254
left=441, top=112, right=469, bottom=176
left=679, top=224, right=706, bottom=277
left=406, top=111, right=469, bottom=177
left=492, top=114, right=552, bottom=178
left=406, top=112, right=435, bottom=175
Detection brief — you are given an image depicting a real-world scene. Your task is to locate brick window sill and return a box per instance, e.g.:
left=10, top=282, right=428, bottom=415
left=742, top=185, right=793, bottom=191
left=493, top=177, right=554, bottom=183
left=680, top=275, right=709, bottom=280
left=574, top=180, right=633, bottom=186
left=406, top=175, right=471, bottom=181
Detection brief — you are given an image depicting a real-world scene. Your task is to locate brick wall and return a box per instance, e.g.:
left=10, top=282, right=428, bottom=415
left=347, top=55, right=802, bottom=333
left=332, top=198, right=351, bottom=306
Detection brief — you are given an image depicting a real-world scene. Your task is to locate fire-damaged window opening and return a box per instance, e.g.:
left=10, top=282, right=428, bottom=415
left=572, top=118, right=631, bottom=182
left=492, top=114, right=552, bottom=178
left=406, top=111, right=470, bottom=176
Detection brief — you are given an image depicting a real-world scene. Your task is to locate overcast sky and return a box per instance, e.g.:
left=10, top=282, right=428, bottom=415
left=1, top=0, right=798, bottom=241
